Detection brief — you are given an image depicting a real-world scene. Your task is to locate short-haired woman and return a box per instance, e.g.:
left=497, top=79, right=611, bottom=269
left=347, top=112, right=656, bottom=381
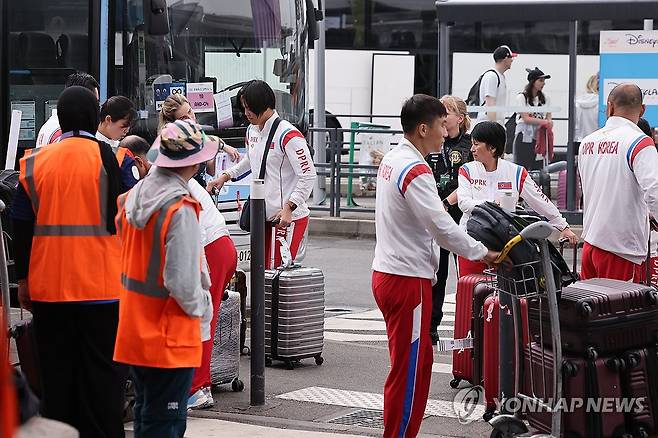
left=457, top=121, right=578, bottom=276
left=513, top=67, right=552, bottom=170
left=97, top=96, right=137, bottom=151
left=425, top=95, right=473, bottom=342
left=207, top=80, right=317, bottom=269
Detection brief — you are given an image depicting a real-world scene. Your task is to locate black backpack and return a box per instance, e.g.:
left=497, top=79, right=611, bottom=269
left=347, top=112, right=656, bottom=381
left=466, top=69, right=500, bottom=119
left=467, top=202, right=578, bottom=295
left=504, top=113, right=517, bottom=155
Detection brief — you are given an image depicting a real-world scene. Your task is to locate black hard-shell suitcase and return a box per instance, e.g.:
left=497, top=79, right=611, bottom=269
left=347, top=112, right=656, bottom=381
left=621, top=347, right=658, bottom=437
left=529, top=279, right=658, bottom=354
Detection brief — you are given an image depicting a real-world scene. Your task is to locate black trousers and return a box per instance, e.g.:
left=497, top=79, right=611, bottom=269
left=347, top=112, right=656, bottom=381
left=131, top=366, right=194, bottom=438
left=431, top=247, right=454, bottom=331
left=513, top=133, right=541, bottom=171
left=31, top=301, right=126, bottom=438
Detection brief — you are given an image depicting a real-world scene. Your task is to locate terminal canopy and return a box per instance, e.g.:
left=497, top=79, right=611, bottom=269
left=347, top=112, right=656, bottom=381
left=435, top=0, right=658, bottom=23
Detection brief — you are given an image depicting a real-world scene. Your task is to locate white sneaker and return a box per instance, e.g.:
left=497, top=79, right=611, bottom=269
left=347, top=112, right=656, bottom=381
left=202, top=386, right=214, bottom=407
left=187, top=388, right=212, bottom=410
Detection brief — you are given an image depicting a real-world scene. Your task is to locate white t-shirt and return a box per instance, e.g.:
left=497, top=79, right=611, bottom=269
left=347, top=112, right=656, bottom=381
left=515, top=93, right=551, bottom=143
left=474, top=69, right=507, bottom=127
left=187, top=179, right=230, bottom=247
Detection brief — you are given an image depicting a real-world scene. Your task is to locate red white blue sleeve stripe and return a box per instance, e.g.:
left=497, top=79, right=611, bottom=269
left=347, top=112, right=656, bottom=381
left=278, top=127, right=305, bottom=150
left=458, top=165, right=472, bottom=183
left=397, top=161, right=432, bottom=196
left=627, top=135, right=655, bottom=171
left=515, top=166, right=528, bottom=193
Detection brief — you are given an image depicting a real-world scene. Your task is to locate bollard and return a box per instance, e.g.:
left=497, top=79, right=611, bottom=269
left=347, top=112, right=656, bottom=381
left=250, top=179, right=266, bottom=406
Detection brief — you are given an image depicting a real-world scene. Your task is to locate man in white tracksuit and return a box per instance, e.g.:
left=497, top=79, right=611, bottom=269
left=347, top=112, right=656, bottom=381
left=372, top=94, right=498, bottom=437
left=578, top=83, right=658, bottom=281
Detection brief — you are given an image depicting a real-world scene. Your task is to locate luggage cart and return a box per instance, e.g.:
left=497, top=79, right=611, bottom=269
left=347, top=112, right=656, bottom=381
left=487, top=221, right=564, bottom=438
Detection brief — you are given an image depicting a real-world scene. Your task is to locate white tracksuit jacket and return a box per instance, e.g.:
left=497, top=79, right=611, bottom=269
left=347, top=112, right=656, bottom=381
left=372, top=138, right=488, bottom=281
left=578, top=116, right=658, bottom=264
left=224, top=112, right=316, bottom=222
left=457, top=158, right=569, bottom=232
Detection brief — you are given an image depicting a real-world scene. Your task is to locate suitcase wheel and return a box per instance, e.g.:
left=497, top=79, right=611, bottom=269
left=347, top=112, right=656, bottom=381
left=314, top=355, right=324, bottom=366
left=482, top=410, right=495, bottom=422
left=241, top=346, right=251, bottom=356
left=265, top=357, right=273, bottom=367
left=449, top=378, right=461, bottom=389
left=231, top=378, right=244, bottom=392
left=285, top=360, right=295, bottom=370
left=585, top=346, right=598, bottom=361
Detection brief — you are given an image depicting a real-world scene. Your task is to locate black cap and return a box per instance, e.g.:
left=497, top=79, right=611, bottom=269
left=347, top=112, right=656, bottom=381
left=526, top=67, right=551, bottom=82
left=493, top=45, right=518, bottom=62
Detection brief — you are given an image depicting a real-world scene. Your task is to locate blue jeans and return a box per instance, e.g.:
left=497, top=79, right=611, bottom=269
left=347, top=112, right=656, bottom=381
left=130, top=366, right=194, bottom=438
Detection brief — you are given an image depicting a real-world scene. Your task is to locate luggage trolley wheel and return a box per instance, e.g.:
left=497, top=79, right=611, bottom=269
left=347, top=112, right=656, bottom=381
left=449, top=378, right=461, bottom=389
left=285, top=360, right=295, bottom=370
left=241, top=346, right=251, bottom=355
left=482, top=410, right=495, bottom=422
left=265, top=357, right=273, bottom=367
left=314, top=355, right=324, bottom=366
left=231, top=378, right=245, bottom=392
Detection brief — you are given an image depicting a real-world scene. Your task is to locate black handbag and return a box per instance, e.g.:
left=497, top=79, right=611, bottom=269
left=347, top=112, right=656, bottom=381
left=239, top=117, right=281, bottom=232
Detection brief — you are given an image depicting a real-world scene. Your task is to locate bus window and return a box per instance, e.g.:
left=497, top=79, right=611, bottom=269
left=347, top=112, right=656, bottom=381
left=113, top=0, right=309, bottom=143
left=7, top=0, right=90, bottom=149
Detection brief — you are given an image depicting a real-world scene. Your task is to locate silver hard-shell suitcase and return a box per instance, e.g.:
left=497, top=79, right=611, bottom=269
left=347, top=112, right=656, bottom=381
left=210, top=290, right=244, bottom=391
left=265, top=266, right=325, bottom=369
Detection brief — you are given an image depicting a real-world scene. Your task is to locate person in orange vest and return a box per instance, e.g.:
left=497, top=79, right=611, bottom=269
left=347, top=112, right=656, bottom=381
left=114, top=119, right=214, bottom=438
left=11, top=86, right=126, bottom=437
left=116, top=135, right=152, bottom=189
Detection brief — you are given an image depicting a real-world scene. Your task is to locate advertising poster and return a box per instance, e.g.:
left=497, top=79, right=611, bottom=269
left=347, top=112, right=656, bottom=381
left=187, top=82, right=215, bottom=113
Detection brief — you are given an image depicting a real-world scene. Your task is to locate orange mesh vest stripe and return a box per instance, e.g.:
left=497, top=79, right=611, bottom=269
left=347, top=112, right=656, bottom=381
left=113, top=193, right=203, bottom=368
left=18, top=137, right=121, bottom=302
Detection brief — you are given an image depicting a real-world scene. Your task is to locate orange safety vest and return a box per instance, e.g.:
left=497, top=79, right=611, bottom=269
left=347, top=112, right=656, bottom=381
left=113, top=193, right=203, bottom=368
left=18, top=136, right=121, bottom=302
left=115, top=146, right=134, bottom=166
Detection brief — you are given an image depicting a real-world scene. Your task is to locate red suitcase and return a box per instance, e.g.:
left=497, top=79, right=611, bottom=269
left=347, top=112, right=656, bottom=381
left=621, top=347, right=658, bottom=437
left=524, top=343, right=628, bottom=438
left=450, top=274, right=493, bottom=388
left=557, top=169, right=582, bottom=210
left=482, top=294, right=529, bottom=417
left=529, top=278, right=658, bottom=354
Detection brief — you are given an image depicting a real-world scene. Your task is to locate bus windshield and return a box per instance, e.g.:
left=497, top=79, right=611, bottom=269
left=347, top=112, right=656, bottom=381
left=113, top=0, right=309, bottom=142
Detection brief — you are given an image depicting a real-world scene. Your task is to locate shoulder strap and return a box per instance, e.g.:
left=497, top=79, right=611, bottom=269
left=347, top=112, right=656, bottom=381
left=258, top=117, right=282, bottom=180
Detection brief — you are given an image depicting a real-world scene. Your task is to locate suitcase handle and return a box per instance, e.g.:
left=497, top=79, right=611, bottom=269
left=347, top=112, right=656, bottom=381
left=558, top=238, right=583, bottom=276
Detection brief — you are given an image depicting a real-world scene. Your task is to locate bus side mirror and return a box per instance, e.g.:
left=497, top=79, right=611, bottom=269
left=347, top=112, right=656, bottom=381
left=148, top=0, right=170, bottom=36
left=305, top=0, right=323, bottom=41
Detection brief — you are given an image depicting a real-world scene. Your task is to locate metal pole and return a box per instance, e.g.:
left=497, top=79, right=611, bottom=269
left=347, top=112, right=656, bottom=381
left=0, top=201, right=10, bottom=358
left=250, top=179, right=266, bottom=406
left=438, top=22, right=450, bottom=97
left=566, top=21, right=578, bottom=212
left=644, top=19, right=654, bottom=30
left=313, top=0, right=327, bottom=205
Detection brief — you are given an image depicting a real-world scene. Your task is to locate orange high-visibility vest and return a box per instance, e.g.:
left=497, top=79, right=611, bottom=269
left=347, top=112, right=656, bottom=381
left=18, top=137, right=121, bottom=302
left=115, top=146, right=134, bottom=166
left=113, top=193, right=203, bottom=368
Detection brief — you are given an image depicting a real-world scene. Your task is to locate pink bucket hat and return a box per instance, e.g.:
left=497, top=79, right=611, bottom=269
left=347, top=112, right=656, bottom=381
left=149, top=119, right=221, bottom=168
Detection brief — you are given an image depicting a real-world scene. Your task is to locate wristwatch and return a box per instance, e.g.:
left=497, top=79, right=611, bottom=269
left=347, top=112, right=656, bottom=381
left=286, top=200, right=298, bottom=211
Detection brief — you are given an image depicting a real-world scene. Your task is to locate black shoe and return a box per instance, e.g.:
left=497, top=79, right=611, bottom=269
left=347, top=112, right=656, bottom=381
left=430, top=330, right=440, bottom=344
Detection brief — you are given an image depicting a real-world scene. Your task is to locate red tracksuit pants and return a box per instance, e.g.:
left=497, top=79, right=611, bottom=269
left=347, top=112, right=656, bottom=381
left=580, top=242, right=647, bottom=283
left=190, top=235, right=238, bottom=394
left=264, top=216, right=309, bottom=269
left=372, top=271, right=433, bottom=438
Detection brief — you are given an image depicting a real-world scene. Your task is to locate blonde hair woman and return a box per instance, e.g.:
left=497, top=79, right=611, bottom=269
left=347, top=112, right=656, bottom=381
left=575, top=73, right=600, bottom=141
left=159, top=94, right=240, bottom=167
left=424, top=94, right=474, bottom=342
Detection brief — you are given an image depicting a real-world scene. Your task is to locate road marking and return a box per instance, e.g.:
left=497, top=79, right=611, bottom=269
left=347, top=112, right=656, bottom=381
left=432, top=362, right=452, bottom=374
left=277, top=386, right=484, bottom=420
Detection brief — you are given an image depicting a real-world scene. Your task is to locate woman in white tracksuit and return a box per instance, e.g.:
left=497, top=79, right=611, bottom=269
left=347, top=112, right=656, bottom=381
left=207, top=80, right=317, bottom=269
left=457, top=121, right=578, bottom=276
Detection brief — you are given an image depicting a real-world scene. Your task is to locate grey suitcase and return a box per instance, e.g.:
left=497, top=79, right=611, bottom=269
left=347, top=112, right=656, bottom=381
left=265, top=266, right=325, bottom=369
left=210, top=290, right=244, bottom=391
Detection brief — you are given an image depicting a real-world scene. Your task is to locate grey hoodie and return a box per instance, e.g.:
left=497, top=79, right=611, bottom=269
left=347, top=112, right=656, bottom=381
left=575, top=93, right=599, bottom=142
left=124, top=166, right=212, bottom=340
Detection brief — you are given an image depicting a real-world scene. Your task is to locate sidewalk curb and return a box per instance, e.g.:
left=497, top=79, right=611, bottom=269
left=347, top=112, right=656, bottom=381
left=188, top=409, right=453, bottom=437
left=309, top=217, right=375, bottom=239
